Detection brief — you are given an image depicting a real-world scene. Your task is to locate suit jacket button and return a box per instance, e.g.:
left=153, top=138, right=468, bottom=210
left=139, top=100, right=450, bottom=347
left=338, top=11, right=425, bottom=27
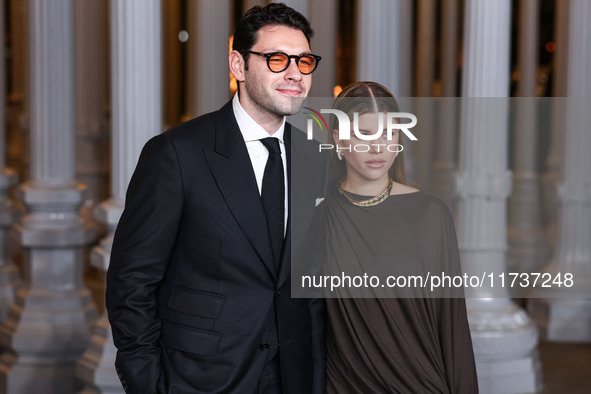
left=259, top=343, right=270, bottom=351
left=275, top=290, right=281, bottom=296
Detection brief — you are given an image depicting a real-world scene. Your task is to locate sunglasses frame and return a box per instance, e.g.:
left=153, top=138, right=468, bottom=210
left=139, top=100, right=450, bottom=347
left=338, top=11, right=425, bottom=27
left=242, top=51, right=322, bottom=75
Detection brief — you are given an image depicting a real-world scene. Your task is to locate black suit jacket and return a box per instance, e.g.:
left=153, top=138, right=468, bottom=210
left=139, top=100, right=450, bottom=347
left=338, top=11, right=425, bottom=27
left=106, top=101, right=326, bottom=394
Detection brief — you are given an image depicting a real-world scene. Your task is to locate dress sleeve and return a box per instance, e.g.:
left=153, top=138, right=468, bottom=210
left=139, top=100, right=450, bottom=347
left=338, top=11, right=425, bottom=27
left=435, top=202, right=479, bottom=393
left=106, top=132, right=184, bottom=394
left=438, top=297, right=479, bottom=393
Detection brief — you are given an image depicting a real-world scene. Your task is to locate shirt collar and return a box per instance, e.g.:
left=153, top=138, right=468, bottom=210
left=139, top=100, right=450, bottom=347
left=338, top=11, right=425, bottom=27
left=232, top=93, right=285, bottom=143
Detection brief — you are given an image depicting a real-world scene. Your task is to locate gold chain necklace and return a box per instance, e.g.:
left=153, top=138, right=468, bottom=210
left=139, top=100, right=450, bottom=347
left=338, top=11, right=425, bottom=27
left=338, top=179, right=393, bottom=207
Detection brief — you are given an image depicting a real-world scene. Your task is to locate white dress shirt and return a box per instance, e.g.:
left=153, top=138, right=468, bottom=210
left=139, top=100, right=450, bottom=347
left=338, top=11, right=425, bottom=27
left=232, top=94, right=288, bottom=234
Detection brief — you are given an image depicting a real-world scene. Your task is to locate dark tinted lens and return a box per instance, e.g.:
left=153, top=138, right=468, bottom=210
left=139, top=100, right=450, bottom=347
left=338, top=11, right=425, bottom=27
left=297, top=55, right=317, bottom=74
left=267, top=53, right=289, bottom=72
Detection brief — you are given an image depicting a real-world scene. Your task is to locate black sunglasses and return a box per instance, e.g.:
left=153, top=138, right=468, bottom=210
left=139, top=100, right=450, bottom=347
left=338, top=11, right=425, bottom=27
left=242, top=51, right=322, bottom=75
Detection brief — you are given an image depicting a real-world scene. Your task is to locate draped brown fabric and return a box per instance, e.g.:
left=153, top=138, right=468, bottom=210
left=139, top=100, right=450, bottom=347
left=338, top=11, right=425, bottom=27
left=324, top=190, right=478, bottom=393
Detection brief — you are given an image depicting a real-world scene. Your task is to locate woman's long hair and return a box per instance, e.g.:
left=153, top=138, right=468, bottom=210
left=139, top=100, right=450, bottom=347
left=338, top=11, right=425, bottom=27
left=328, top=81, right=407, bottom=187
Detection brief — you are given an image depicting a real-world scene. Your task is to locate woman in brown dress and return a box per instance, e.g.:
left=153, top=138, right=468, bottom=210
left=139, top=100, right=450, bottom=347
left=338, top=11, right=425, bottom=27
left=324, top=82, right=478, bottom=393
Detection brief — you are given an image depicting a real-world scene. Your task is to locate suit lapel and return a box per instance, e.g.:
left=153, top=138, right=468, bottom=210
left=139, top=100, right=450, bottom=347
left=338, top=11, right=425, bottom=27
left=203, top=102, right=276, bottom=278
left=277, top=125, right=292, bottom=286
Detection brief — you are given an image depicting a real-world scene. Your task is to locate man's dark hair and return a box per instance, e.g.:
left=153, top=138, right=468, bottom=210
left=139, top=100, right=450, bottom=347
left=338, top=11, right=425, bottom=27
left=233, top=2, right=314, bottom=68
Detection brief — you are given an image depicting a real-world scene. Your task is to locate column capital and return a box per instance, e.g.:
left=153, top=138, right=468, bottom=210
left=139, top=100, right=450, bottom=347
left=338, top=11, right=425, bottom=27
left=455, top=170, right=512, bottom=199
left=17, top=181, right=87, bottom=205
left=557, top=182, right=591, bottom=204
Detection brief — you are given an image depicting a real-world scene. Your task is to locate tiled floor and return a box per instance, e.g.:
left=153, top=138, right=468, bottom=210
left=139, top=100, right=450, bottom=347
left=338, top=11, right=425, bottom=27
left=539, top=340, right=591, bottom=393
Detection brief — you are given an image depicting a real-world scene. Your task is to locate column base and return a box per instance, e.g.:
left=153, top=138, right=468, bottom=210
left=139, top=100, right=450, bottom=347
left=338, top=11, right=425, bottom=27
left=77, top=314, right=123, bottom=394
left=0, top=282, right=97, bottom=392
left=528, top=298, right=591, bottom=342
left=0, top=351, right=83, bottom=393
left=475, top=350, right=542, bottom=394
left=81, top=198, right=124, bottom=392
left=468, top=299, right=542, bottom=393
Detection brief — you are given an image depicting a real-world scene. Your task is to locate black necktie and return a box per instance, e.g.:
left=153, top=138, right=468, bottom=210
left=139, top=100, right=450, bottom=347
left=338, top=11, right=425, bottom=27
left=260, top=137, right=285, bottom=267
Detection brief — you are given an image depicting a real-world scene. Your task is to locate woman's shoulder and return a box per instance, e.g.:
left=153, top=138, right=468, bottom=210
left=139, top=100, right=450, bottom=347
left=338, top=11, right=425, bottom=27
left=391, top=185, right=453, bottom=220
left=390, top=182, right=420, bottom=196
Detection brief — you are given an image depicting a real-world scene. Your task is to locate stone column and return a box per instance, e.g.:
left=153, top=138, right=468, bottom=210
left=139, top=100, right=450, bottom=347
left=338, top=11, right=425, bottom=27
left=440, top=0, right=459, bottom=97
left=183, top=0, right=231, bottom=120
left=74, top=0, right=109, bottom=230
left=0, top=0, right=97, bottom=392
left=163, top=0, right=183, bottom=129
left=528, top=0, right=591, bottom=342
left=415, top=0, right=435, bottom=98
left=457, top=1, right=540, bottom=392
left=543, top=0, right=569, bottom=250
left=398, top=0, right=414, bottom=97
left=399, top=0, right=416, bottom=182
left=432, top=0, right=459, bottom=209
left=0, top=0, right=20, bottom=322
left=309, top=0, right=337, bottom=98
left=507, top=0, right=548, bottom=274
left=414, top=0, right=436, bottom=191
left=74, top=0, right=109, bottom=316
left=6, top=0, right=29, bottom=181
left=78, top=1, right=163, bottom=392
left=356, top=0, right=418, bottom=183
left=356, top=0, right=402, bottom=95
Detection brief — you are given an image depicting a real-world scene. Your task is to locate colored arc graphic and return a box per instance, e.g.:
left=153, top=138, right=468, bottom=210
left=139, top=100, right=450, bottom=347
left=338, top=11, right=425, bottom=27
left=303, top=107, right=328, bottom=131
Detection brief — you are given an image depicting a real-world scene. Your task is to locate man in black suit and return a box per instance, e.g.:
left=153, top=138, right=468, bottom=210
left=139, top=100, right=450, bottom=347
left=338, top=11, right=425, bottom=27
left=106, top=3, right=326, bottom=394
